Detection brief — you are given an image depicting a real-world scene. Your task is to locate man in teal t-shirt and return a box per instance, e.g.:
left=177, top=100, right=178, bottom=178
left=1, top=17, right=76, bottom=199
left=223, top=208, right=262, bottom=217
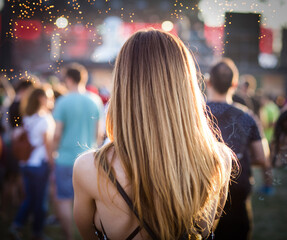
left=52, top=63, right=103, bottom=240
left=53, top=92, right=102, bottom=166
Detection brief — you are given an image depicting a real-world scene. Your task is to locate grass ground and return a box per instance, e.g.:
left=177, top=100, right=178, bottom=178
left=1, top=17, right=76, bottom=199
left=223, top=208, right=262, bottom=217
left=252, top=167, right=287, bottom=240
left=0, top=167, right=286, bottom=240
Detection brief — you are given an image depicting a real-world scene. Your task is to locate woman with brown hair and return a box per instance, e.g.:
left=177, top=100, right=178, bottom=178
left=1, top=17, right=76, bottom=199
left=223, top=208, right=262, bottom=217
left=73, top=29, right=234, bottom=240
left=10, top=85, right=55, bottom=240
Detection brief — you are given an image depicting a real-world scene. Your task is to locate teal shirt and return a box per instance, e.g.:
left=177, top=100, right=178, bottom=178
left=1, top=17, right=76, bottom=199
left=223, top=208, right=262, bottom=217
left=53, top=92, right=103, bottom=166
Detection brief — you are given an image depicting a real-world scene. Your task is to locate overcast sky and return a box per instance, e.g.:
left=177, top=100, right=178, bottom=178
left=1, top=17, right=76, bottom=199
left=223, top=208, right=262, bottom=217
left=199, top=0, right=287, bottom=29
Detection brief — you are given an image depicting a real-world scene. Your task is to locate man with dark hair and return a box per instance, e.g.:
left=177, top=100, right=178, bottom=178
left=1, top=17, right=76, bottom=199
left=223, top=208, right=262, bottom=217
left=64, top=63, right=88, bottom=85
left=52, top=63, right=103, bottom=240
left=206, top=58, right=272, bottom=240
left=209, top=58, right=239, bottom=95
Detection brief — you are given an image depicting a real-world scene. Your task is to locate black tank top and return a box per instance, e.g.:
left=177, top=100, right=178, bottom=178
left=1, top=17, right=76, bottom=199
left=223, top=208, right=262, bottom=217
left=95, top=161, right=215, bottom=240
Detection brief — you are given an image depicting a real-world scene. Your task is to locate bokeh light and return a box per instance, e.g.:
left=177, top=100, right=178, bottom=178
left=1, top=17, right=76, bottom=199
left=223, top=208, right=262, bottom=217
left=161, top=20, right=174, bottom=32
left=55, top=17, right=69, bottom=29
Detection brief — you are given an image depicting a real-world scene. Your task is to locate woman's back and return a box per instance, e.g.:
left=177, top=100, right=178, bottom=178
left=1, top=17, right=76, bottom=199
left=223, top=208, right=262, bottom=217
left=73, top=29, right=233, bottom=240
left=73, top=149, right=150, bottom=240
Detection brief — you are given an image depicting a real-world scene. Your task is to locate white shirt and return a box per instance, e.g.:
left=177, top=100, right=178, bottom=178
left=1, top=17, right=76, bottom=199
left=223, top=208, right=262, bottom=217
left=22, top=113, right=55, bottom=167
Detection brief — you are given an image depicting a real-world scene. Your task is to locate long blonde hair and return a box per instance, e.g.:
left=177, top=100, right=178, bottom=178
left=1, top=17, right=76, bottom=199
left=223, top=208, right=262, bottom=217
left=96, top=29, right=232, bottom=239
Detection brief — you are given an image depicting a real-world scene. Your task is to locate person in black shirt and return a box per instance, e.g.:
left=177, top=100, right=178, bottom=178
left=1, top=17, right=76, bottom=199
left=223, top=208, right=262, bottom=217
left=206, top=58, right=272, bottom=240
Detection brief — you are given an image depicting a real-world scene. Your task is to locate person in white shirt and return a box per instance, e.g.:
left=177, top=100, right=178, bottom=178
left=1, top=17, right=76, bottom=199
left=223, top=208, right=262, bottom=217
left=10, top=85, right=55, bottom=240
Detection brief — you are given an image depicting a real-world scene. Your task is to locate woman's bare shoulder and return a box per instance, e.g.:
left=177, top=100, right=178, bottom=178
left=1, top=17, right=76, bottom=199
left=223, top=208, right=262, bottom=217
left=73, top=150, right=98, bottom=195
left=74, top=150, right=96, bottom=172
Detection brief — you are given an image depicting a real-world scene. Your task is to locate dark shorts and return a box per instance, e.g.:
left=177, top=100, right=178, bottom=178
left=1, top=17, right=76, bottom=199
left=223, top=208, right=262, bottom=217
left=55, top=165, right=74, bottom=199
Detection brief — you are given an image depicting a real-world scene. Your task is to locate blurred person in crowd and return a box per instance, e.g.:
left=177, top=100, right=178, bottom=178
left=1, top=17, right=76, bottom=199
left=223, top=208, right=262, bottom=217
left=45, top=80, right=68, bottom=226
left=86, top=85, right=110, bottom=146
left=274, top=95, right=286, bottom=111
left=51, top=82, right=68, bottom=100
left=0, top=124, right=3, bottom=171
left=46, top=74, right=68, bottom=100
left=9, top=85, right=55, bottom=240
left=73, top=29, right=233, bottom=240
left=0, top=76, right=15, bottom=208
left=206, top=58, right=272, bottom=240
left=86, top=84, right=99, bottom=95
left=232, top=74, right=261, bottom=117
left=9, top=76, right=39, bottom=128
left=0, top=75, right=15, bottom=162
left=259, top=94, right=280, bottom=144
left=0, top=110, right=5, bottom=218
left=1, top=77, right=38, bottom=213
left=98, top=101, right=110, bottom=146
left=52, top=63, right=103, bottom=240
left=86, top=84, right=110, bottom=106
left=271, top=110, right=287, bottom=167
left=98, top=86, right=110, bottom=106
left=0, top=76, right=15, bottom=110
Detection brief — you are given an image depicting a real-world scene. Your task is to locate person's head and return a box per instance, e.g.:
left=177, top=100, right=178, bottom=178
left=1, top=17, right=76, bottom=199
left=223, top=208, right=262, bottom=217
left=14, top=76, right=37, bottom=94
left=97, top=29, right=233, bottom=239
left=21, top=85, right=54, bottom=116
left=209, top=58, right=239, bottom=95
left=63, top=63, right=88, bottom=88
left=238, top=74, right=257, bottom=95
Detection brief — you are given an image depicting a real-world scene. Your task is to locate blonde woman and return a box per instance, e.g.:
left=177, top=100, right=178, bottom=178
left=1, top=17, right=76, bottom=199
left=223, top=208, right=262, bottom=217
left=73, top=29, right=234, bottom=240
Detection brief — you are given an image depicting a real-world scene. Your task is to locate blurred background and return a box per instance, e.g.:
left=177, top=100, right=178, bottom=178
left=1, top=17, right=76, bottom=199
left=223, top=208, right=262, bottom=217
left=0, top=0, right=287, bottom=240
left=0, top=0, right=287, bottom=97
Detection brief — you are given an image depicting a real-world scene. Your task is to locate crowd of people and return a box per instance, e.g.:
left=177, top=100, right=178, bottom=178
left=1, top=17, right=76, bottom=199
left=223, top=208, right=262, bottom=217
left=0, top=28, right=286, bottom=240
left=0, top=64, right=105, bottom=240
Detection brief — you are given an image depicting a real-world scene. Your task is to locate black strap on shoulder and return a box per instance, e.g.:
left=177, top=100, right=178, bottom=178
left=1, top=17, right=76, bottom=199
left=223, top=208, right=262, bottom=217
left=126, top=226, right=142, bottom=240
left=100, top=220, right=108, bottom=239
left=102, top=164, right=158, bottom=240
